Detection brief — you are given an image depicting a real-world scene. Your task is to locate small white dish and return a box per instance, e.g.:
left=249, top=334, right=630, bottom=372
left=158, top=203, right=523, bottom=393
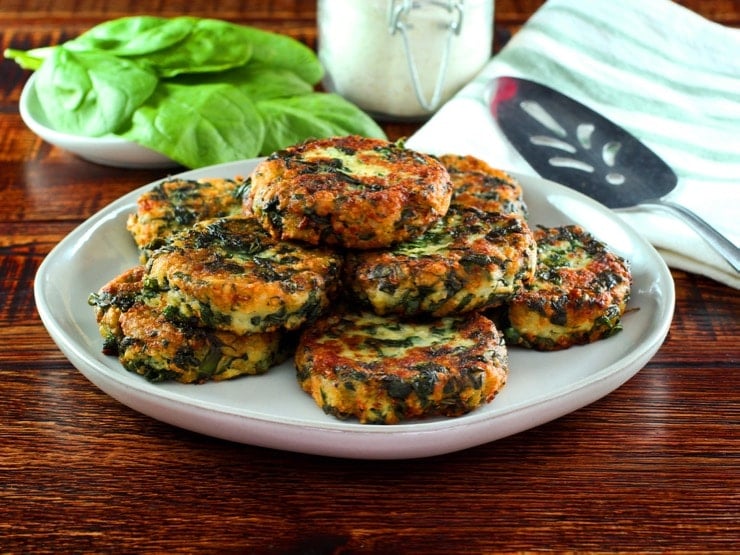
left=34, top=159, right=676, bottom=459
left=19, top=72, right=179, bottom=169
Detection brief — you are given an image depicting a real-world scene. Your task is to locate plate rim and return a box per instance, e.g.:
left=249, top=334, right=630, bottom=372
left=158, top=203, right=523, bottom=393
left=34, top=159, right=676, bottom=459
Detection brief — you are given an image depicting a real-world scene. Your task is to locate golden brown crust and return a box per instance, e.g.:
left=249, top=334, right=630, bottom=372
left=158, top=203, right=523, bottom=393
left=295, top=309, right=508, bottom=424
left=90, top=266, right=146, bottom=351
left=505, top=225, right=632, bottom=350
left=144, top=216, right=343, bottom=334
left=438, top=154, right=528, bottom=217
left=127, top=177, right=246, bottom=259
left=345, top=208, right=537, bottom=318
left=89, top=265, right=287, bottom=384
left=246, top=135, right=452, bottom=249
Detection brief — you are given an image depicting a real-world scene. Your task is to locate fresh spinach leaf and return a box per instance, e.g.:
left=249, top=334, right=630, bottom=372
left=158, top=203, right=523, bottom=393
left=235, top=26, right=324, bottom=86
left=176, top=63, right=313, bottom=100
left=120, top=81, right=265, bottom=168
left=132, top=18, right=254, bottom=77
left=35, top=46, right=158, bottom=136
left=224, top=65, right=315, bottom=99
left=256, top=93, right=385, bottom=154
left=66, top=16, right=195, bottom=57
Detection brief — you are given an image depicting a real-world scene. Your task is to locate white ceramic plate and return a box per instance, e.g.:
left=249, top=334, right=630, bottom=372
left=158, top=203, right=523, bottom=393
left=19, top=73, right=179, bottom=169
left=35, top=159, right=675, bottom=459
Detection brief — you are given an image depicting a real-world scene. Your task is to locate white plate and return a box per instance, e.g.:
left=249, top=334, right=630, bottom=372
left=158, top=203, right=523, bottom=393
left=19, top=73, right=179, bottom=169
left=34, top=159, right=675, bottom=459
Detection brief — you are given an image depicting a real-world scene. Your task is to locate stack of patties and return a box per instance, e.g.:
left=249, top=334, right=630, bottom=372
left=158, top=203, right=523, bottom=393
left=247, top=136, right=537, bottom=424
left=90, top=134, right=632, bottom=425
left=90, top=178, right=343, bottom=384
left=437, top=155, right=632, bottom=352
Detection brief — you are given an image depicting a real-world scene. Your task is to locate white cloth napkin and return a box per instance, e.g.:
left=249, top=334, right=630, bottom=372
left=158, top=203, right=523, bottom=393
left=407, top=0, right=740, bottom=288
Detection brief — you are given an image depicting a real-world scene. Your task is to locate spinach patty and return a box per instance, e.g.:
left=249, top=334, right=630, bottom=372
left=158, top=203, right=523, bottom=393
left=505, top=225, right=632, bottom=350
left=439, top=153, right=528, bottom=217
left=345, top=208, right=537, bottom=318
left=246, top=135, right=452, bottom=249
left=89, top=266, right=288, bottom=384
left=295, top=309, right=508, bottom=424
left=144, top=216, right=343, bottom=334
left=127, top=177, right=249, bottom=261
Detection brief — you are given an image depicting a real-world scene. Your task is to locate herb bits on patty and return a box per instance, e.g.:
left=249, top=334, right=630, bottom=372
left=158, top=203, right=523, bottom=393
left=345, top=208, right=537, bottom=318
left=245, top=135, right=453, bottom=249
left=504, top=225, right=632, bottom=351
left=295, top=310, right=508, bottom=424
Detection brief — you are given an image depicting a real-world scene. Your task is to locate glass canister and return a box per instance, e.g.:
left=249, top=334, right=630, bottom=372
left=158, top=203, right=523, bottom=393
left=318, top=0, right=494, bottom=120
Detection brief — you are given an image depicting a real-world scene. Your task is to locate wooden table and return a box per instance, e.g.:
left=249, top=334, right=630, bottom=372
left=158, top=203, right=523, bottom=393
left=2, top=2, right=738, bottom=552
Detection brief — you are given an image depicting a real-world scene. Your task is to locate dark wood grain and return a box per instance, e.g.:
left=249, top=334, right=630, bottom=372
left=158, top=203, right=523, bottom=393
left=1, top=2, right=738, bottom=553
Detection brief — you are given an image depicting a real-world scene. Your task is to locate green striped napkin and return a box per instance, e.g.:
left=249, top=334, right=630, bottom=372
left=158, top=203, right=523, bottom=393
left=408, top=0, right=739, bottom=288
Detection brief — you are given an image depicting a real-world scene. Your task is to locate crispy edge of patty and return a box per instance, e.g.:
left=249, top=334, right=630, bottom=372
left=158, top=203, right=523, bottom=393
left=295, top=309, right=509, bottom=424
left=246, top=135, right=452, bottom=249
left=89, top=265, right=288, bottom=384
left=126, top=177, right=247, bottom=260
left=438, top=154, right=528, bottom=217
left=144, top=216, right=343, bottom=334
left=90, top=266, right=146, bottom=355
left=505, top=224, right=632, bottom=351
left=345, top=208, right=537, bottom=318
left=117, top=303, right=287, bottom=384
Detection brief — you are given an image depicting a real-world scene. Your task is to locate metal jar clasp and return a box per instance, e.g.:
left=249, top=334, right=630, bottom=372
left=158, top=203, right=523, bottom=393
left=388, top=0, right=465, bottom=111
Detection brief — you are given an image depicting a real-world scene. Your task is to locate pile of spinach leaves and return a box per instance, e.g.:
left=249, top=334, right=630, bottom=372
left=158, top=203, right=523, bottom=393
left=6, top=16, right=385, bottom=168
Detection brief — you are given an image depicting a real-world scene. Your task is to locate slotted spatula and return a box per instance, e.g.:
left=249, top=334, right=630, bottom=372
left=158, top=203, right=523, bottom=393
left=489, top=76, right=739, bottom=272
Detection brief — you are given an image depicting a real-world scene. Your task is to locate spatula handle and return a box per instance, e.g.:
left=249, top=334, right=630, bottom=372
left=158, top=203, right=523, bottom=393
left=642, top=199, right=740, bottom=273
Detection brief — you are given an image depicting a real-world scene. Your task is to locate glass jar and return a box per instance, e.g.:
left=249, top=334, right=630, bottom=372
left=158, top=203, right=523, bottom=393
left=318, top=0, right=494, bottom=120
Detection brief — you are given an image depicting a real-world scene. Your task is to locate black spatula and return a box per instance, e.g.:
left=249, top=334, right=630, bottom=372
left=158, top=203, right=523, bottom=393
left=489, top=76, right=739, bottom=272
